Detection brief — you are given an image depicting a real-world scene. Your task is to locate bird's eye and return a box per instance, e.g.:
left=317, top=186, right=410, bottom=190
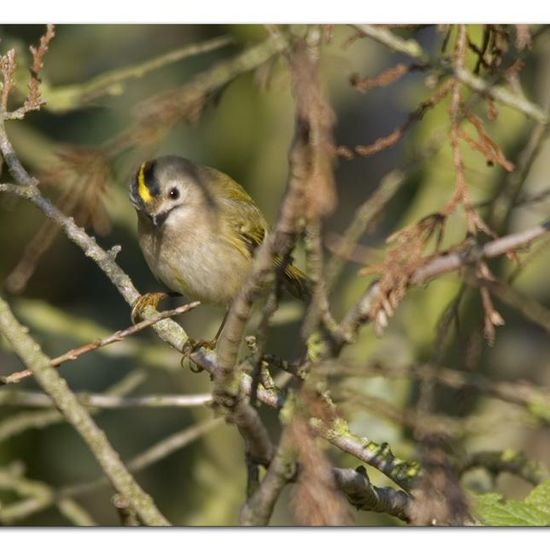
left=168, top=187, right=180, bottom=200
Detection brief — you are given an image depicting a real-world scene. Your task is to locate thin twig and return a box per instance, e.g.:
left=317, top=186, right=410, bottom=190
left=0, top=390, right=212, bottom=409
left=0, top=301, right=200, bottom=385
left=0, top=370, right=146, bottom=444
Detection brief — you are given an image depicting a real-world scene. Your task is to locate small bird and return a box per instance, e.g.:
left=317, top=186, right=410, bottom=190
left=129, top=155, right=310, bottom=339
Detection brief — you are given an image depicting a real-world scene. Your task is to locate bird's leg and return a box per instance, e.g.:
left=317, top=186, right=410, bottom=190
left=183, top=309, right=229, bottom=355
left=130, top=291, right=180, bottom=324
left=213, top=309, right=229, bottom=343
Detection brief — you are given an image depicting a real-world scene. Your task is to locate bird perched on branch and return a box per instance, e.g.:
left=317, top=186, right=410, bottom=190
left=129, top=155, right=310, bottom=342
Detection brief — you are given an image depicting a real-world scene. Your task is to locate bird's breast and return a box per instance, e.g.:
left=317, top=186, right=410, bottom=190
left=137, top=214, right=251, bottom=306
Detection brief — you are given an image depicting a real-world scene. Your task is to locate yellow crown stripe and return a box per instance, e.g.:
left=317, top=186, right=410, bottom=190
left=137, top=162, right=153, bottom=203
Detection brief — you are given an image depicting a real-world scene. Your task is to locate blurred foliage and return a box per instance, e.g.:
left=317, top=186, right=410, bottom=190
left=1, top=24, right=550, bottom=526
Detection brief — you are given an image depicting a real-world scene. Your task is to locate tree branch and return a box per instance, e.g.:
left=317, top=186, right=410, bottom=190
left=0, top=295, right=169, bottom=526
left=333, top=466, right=411, bottom=522
left=0, top=418, right=221, bottom=523
left=0, top=463, right=96, bottom=526
left=0, top=370, right=146, bottom=443
left=192, top=348, right=419, bottom=491
left=354, top=24, right=548, bottom=124
left=239, top=429, right=296, bottom=525
left=459, top=450, right=548, bottom=486
left=0, top=390, right=212, bottom=409
left=42, top=36, right=233, bottom=112
left=0, top=301, right=199, bottom=385
left=340, top=218, right=550, bottom=340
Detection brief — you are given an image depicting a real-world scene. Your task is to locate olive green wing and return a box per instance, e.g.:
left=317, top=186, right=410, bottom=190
left=203, top=166, right=268, bottom=257
left=205, top=167, right=311, bottom=300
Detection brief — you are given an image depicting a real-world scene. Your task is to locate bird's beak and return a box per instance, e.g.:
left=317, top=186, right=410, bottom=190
left=150, top=211, right=169, bottom=228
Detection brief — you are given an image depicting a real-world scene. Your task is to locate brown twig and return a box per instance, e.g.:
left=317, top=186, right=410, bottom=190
left=212, top=33, right=337, bottom=472
left=2, top=25, right=56, bottom=120
left=351, top=79, right=453, bottom=158
left=23, top=24, right=55, bottom=113
left=302, top=221, right=341, bottom=347
left=0, top=301, right=200, bottom=385
left=340, top=217, right=550, bottom=342
left=350, top=63, right=423, bottom=93
left=0, top=49, right=17, bottom=111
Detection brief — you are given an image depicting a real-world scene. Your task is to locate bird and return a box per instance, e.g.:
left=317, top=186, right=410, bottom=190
left=129, top=155, right=310, bottom=344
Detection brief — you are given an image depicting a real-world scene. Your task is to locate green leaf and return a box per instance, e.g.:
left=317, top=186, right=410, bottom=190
left=475, top=480, right=550, bottom=526
left=525, top=478, right=550, bottom=516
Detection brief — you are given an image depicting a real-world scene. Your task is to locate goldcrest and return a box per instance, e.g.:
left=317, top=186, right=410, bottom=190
left=129, top=156, right=310, bottom=316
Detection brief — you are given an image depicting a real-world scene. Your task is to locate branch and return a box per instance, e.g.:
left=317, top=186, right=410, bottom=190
left=333, top=466, right=410, bottom=522
left=0, top=463, right=96, bottom=526
left=0, top=301, right=199, bottom=385
left=310, top=418, right=419, bottom=492
left=340, top=218, right=550, bottom=340
left=0, top=370, right=146, bottom=443
left=0, top=295, right=169, bottom=526
left=0, top=390, right=212, bottom=409
left=15, top=298, right=182, bottom=375
left=355, top=25, right=548, bottom=124
left=240, top=429, right=296, bottom=525
left=0, top=418, right=221, bottom=523
left=459, top=450, right=549, bottom=486
left=192, top=348, right=419, bottom=491
left=42, top=36, right=233, bottom=112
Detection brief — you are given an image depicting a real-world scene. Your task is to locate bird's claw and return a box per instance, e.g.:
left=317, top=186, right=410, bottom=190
left=181, top=338, right=217, bottom=373
left=183, top=337, right=217, bottom=354
left=131, top=292, right=169, bottom=324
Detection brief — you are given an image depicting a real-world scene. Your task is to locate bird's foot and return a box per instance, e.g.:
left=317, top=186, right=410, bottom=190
left=131, top=292, right=169, bottom=324
left=183, top=337, right=217, bottom=354
left=181, top=338, right=217, bottom=373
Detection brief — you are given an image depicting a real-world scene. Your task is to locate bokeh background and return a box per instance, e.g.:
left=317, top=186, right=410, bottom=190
left=1, top=24, right=550, bottom=525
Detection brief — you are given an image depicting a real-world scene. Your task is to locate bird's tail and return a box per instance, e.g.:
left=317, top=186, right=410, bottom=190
left=282, top=263, right=312, bottom=301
